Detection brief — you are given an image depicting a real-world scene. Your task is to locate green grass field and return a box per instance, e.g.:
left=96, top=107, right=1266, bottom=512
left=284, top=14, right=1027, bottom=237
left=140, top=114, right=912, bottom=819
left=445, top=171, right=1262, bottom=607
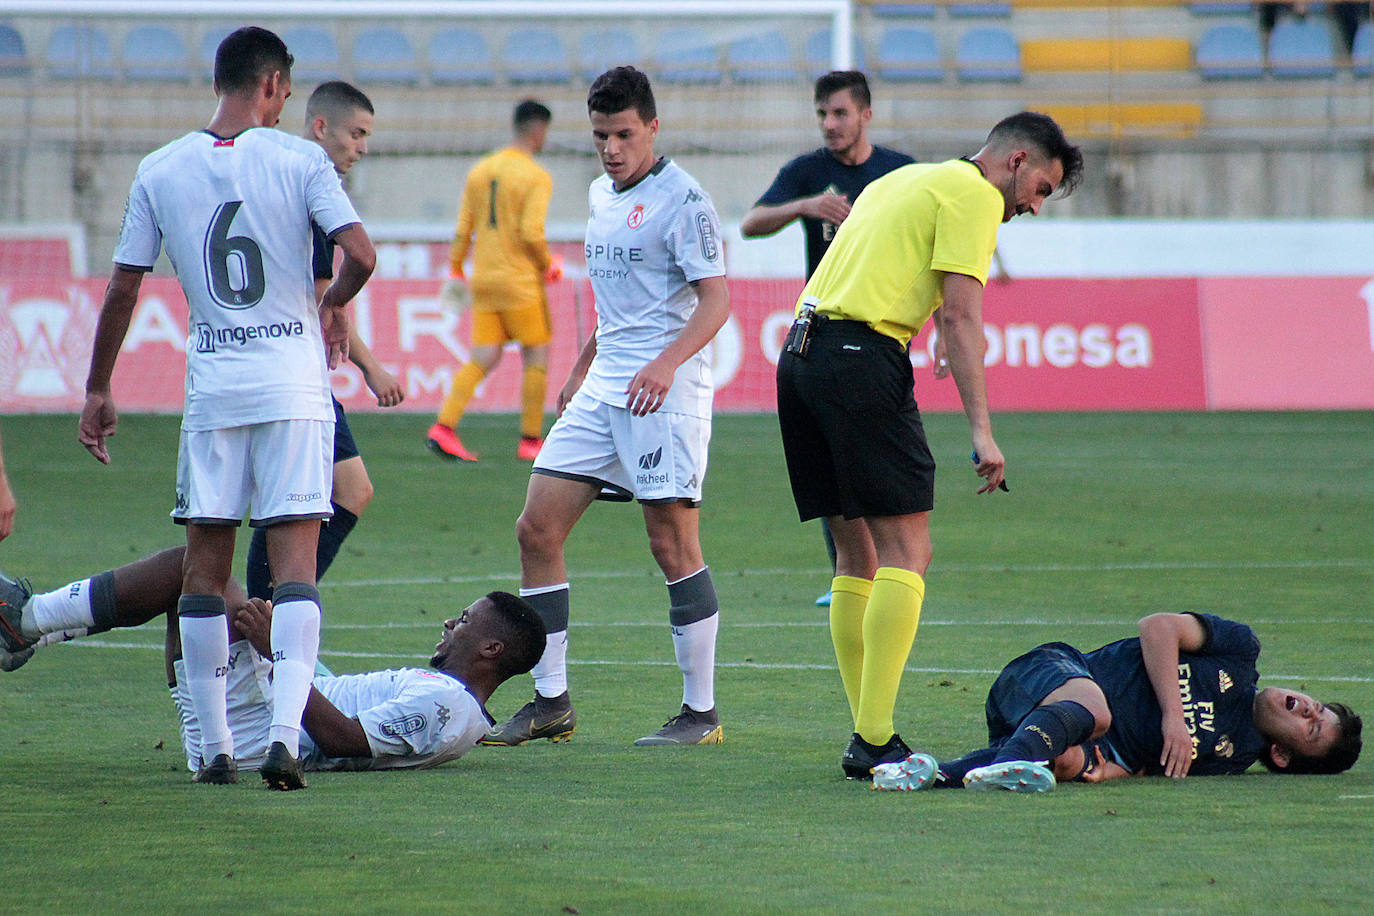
left=2, top=410, right=1371, bottom=913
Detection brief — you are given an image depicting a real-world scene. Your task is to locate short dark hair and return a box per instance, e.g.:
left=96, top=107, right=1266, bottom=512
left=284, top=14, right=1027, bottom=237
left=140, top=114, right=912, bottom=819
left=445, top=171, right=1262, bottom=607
left=514, top=99, right=552, bottom=131
left=1260, top=701, right=1363, bottom=775
left=814, top=70, right=871, bottom=110
left=214, top=26, right=293, bottom=94
left=985, top=111, right=1084, bottom=197
left=587, top=66, right=656, bottom=123
left=306, top=80, right=373, bottom=123
left=484, top=591, right=546, bottom=678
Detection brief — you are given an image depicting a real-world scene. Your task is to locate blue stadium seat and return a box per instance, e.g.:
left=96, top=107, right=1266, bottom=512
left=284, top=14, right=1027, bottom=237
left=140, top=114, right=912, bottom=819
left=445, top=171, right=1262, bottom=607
left=198, top=25, right=236, bottom=73
left=353, top=27, right=419, bottom=84
left=804, top=28, right=865, bottom=79
left=1268, top=17, right=1336, bottom=78
left=580, top=28, right=638, bottom=82
left=47, top=23, right=115, bottom=80
left=504, top=28, right=571, bottom=83
left=955, top=27, right=1020, bottom=82
left=875, top=26, right=943, bottom=82
left=1190, top=2, right=1248, bottom=15
left=281, top=27, right=339, bottom=83
left=947, top=3, right=1013, bottom=17
left=1195, top=23, right=1264, bottom=79
left=654, top=28, right=721, bottom=84
left=0, top=23, right=30, bottom=77
left=429, top=28, right=493, bottom=85
left=871, top=4, right=937, bottom=17
left=728, top=30, right=794, bottom=83
left=122, top=25, right=188, bottom=82
left=1353, top=20, right=1373, bottom=77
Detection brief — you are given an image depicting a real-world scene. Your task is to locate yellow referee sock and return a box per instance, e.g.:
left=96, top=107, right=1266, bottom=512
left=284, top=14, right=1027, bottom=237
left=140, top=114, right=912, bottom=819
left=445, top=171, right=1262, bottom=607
left=828, top=575, right=873, bottom=728
left=437, top=361, right=486, bottom=429
left=520, top=364, right=548, bottom=440
left=854, top=566, right=924, bottom=746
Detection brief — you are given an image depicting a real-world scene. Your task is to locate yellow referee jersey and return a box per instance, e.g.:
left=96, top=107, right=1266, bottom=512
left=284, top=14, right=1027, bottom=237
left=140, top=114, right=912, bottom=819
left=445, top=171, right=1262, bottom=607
left=448, top=146, right=553, bottom=307
left=799, top=159, right=1002, bottom=345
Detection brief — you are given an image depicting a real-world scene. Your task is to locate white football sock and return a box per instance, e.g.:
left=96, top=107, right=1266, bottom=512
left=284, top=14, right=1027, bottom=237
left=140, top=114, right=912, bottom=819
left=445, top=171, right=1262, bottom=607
left=22, top=578, right=96, bottom=637
left=267, top=595, right=321, bottom=757
left=531, top=630, right=569, bottom=698
left=179, top=611, right=233, bottom=762
left=673, top=613, right=718, bottom=712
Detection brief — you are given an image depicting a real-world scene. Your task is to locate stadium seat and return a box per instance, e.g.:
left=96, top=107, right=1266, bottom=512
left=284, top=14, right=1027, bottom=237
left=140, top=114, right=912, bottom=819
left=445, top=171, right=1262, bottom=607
left=353, top=27, right=419, bottom=85
left=0, top=23, right=30, bottom=77
left=504, top=28, right=571, bottom=83
left=955, top=27, right=1020, bottom=82
left=947, top=3, right=1012, bottom=18
left=1267, top=18, right=1336, bottom=78
left=728, top=30, right=794, bottom=83
left=875, top=26, right=943, bottom=82
left=46, top=23, right=115, bottom=80
left=1194, top=23, right=1264, bottom=79
left=1021, top=38, right=1192, bottom=72
left=580, top=28, right=638, bottom=82
left=281, top=27, right=339, bottom=83
left=654, top=28, right=721, bottom=84
left=1190, top=2, right=1249, bottom=15
left=870, top=4, right=937, bottom=17
left=428, top=28, right=493, bottom=85
left=804, top=28, right=865, bottom=79
left=122, top=25, right=188, bottom=82
left=1353, top=20, right=1372, bottom=77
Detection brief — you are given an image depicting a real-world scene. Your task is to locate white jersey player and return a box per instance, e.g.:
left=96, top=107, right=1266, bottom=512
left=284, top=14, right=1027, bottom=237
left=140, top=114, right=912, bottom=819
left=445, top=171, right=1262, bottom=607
left=487, top=67, right=731, bottom=749
left=79, top=27, right=376, bottom=791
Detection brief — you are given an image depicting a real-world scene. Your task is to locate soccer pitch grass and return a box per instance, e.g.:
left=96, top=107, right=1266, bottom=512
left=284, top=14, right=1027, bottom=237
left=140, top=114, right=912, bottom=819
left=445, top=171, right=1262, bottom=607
left=1, top=410, right=1371, bottom=913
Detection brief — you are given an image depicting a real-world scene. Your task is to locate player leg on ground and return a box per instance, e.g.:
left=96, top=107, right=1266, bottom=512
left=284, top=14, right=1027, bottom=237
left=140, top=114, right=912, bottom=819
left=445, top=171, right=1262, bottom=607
left=634, top=500, right=723, bottom=746
left=829, top=511, right=930, bottom=778
left=482, top=472, right=598, bottom=745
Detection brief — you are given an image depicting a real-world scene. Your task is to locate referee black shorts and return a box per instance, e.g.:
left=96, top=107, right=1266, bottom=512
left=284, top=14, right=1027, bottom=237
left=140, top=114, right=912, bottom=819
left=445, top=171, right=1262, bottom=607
left=776, top=317, right=935, bottom=522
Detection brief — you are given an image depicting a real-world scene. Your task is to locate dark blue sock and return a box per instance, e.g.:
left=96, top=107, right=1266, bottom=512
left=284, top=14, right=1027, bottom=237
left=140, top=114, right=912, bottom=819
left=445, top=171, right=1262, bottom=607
left=315, top=503, right=358, bottom=582
left=246, top=526, right=272, bottom=601
left=934, top=745, right=1000, bottom=788
left=992, top=700, right=1097, bottom=765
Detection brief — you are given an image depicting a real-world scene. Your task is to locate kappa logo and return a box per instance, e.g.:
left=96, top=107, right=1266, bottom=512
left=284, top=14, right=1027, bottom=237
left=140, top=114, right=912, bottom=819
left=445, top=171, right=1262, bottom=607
left=627, top=204, right=646, bottom=229
left=638, top=446, right=663, bottom=470
left=174, top=490, right=189, bottom=512
left=1218, top=669, right=1234, bottom=693
left=683, top=188, right=703, bottom=204
left=435, top=701, right=451, bottom=730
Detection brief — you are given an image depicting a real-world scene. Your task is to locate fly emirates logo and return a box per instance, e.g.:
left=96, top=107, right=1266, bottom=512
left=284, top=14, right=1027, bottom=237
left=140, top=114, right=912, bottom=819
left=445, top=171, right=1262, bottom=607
left=1176, top=662, right=1217, bottom=761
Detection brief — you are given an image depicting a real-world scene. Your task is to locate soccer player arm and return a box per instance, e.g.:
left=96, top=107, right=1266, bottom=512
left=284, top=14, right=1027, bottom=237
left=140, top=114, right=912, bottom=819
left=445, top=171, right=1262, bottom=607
left=938, top=271, right=1004, bottom=493
left=318, top=223, right=377, bottom=369
left=0, top=424, right=13, bottom=541
left=79, top=265, right=146, bottom=465
left=558, top=332, right=598, bottom=416
left=740, top=193, right=850, bottom=238
left=1054, top=744, right=1138, bottom=783
left=518, top=171, right=555, bottom=276
left=625, top=275, right=730, bottom=417
left=346, top=328, right=404, bottom=407
left=1139, top=612, right=1209, bottom=779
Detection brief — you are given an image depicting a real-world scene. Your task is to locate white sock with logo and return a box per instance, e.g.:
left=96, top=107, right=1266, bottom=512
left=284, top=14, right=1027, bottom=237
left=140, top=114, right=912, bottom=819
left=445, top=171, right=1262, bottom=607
left=22, top=578, right=96, bottom=637
left=673, top=614, right=718, bottom=712
left=267, top=585, right=322, bottom=757
left=178, top=599, right=233, bottom=763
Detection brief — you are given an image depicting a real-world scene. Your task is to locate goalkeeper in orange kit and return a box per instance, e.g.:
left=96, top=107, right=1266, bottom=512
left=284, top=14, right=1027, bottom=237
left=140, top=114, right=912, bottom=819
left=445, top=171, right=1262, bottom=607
left=428, top=99, right=562, bottom=462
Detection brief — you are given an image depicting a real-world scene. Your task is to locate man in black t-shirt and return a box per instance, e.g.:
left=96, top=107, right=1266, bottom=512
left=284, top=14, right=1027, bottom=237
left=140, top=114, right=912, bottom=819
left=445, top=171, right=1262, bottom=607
left=740, top=70, right=914, bottom=609
left=869, top=612, right=1363, bottom=792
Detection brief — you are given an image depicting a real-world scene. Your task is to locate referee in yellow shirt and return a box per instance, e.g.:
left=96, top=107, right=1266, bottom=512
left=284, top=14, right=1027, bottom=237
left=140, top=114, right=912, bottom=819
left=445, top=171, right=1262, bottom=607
left=775, top=112, right=1083, bottom=779
left=429, top=100, right=561, bottom=462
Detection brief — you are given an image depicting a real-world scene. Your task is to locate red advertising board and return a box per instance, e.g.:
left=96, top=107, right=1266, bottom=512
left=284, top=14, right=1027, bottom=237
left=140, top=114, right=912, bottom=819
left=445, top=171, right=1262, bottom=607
left=2, top=273, right=1371, bottom=413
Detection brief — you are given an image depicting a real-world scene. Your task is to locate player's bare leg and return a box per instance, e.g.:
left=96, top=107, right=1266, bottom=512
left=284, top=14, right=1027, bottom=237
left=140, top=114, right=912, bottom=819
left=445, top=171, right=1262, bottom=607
left=179, top=523, right=238, bottom=783
left=635, top=501, right=723, bottom=746
left=259, top=518, right=323, bottom=789
left=483, top=473, right=599, bottom=746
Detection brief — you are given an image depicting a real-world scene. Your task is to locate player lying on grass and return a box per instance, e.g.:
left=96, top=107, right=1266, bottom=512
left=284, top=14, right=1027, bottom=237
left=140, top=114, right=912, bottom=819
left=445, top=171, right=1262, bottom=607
left=1, top=551, right=544, bottom=782
left=869, top=612, right=1362, bottom=793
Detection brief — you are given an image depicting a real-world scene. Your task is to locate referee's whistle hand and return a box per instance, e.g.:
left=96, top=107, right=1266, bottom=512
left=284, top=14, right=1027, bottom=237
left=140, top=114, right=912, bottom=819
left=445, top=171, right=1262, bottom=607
left=971, top=443, right=1006, bottom=494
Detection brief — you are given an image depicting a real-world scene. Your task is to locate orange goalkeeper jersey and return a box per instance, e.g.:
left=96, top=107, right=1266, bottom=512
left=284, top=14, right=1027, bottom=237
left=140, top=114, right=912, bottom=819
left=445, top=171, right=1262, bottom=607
left=448, top=146, right=553, bottom=307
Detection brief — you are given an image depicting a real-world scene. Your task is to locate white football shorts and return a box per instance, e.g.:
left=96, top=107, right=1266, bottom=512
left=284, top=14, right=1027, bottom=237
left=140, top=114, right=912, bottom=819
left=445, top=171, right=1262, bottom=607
left=533, top=388, right=710, bottom=504
left=172, top=640, right=274, bottom=772
left=173, top=419, right=334, bottom=526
